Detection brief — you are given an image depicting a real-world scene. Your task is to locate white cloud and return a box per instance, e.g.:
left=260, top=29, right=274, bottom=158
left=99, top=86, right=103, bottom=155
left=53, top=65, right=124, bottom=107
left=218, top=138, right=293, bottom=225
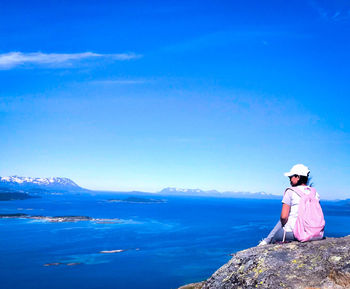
left=0, top=51, right=141, bottom=69
left=109, top=53, right=141, bottom=60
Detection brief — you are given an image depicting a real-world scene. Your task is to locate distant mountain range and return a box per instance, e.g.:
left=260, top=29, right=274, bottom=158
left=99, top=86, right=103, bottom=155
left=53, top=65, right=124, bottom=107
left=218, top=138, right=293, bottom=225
left=159, top=187, right=280, bottom=199
left=0, top=176, right=280, bottom=200
left=0, top=176, right=87, bottom=194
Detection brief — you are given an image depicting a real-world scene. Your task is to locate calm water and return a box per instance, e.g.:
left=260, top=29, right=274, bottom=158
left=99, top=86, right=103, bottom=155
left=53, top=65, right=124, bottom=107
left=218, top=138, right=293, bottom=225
left=0, top=193, right=349, bottom=289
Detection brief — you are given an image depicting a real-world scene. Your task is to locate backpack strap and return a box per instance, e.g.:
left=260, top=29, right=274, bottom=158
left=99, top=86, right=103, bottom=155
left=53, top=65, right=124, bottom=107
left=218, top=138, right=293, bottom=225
left=284, top=187, right=295, bottom=196
left=286, top=187, right=303, bottom=197
left=288, top=186, right=316, bottom=198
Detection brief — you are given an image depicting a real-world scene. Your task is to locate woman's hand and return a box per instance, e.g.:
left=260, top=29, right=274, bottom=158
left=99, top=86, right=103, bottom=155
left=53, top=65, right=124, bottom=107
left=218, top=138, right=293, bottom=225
left=280, top=203, right=291, bottom=226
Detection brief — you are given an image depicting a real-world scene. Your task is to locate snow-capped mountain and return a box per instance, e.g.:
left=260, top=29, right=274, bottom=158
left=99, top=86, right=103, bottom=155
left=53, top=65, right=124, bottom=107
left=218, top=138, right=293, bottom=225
left=159, top=187, right=220, bottom=195
left=0, top=176, right=85, bottom=193
left=159, top=187, right=280, bottom=199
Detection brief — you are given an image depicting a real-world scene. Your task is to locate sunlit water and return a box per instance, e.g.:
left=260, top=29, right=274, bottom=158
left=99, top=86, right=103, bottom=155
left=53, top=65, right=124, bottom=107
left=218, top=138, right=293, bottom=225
left=0, top=193, right=349, bottom=289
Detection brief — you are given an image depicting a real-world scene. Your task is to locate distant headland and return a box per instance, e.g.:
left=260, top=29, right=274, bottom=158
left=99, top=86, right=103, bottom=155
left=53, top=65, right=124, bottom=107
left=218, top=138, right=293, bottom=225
left=0, top=176, right=89, bottom=200
left=0, top=192, right=39, bottom=201
left=0, top=176, right=87, bottom=192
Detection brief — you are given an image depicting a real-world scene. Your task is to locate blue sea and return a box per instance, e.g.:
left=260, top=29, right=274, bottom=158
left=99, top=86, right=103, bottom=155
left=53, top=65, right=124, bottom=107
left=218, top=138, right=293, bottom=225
left=1, top=193, right=349, bottom=289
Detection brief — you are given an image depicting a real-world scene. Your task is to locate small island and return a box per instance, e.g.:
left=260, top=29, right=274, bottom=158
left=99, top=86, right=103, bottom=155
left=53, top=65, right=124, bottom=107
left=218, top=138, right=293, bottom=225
left=44, top=262, right=81, bottom=266
left=0, top=214, right=120, bottom=223
left=100, top=248, right=140, bottom=254
left=107, top=196, right=166, bottom=204
left=100, top=249, right=125, bottom=254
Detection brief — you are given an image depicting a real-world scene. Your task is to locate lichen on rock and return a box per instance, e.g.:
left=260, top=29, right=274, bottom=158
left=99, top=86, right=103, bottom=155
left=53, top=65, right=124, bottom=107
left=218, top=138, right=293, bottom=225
left=179, top=236, right=350, bottom=289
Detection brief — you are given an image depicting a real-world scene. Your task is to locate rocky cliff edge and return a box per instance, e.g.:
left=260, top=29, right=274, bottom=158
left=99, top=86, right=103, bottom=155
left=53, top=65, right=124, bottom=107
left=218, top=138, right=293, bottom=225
left=179, top=235, right=350, bottom=289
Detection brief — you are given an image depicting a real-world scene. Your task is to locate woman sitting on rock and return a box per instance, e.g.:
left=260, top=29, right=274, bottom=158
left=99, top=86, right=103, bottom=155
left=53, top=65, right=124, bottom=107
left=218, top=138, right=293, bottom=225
left=259, top=164, right=325, bottom=245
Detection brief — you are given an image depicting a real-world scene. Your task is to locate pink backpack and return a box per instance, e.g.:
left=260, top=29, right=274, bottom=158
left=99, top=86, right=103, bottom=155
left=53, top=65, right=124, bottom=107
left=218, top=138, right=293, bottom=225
left=290, top=187, right=325, bottom=242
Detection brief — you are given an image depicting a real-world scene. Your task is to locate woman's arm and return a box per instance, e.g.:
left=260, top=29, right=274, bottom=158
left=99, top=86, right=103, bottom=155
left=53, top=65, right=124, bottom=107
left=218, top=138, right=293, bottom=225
left=280, top=203, right=291, bottom=226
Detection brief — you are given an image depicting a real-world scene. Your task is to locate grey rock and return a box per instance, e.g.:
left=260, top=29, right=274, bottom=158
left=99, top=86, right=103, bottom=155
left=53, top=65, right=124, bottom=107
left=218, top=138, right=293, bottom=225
left=180, top=236, right=350, bottom=289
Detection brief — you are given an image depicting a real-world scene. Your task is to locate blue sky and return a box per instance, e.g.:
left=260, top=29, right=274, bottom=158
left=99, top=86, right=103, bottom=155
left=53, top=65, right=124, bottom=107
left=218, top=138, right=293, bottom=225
left=1, top=0, right=350, bottom=199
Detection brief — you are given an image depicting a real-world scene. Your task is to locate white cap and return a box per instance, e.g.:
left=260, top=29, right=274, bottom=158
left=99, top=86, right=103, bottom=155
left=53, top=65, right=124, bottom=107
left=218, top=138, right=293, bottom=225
left=284, top=164, right=310, bottom=177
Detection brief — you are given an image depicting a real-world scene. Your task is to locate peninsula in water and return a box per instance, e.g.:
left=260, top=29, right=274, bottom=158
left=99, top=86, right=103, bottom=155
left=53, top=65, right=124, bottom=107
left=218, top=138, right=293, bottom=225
left=107, top=196, right=166, bottom=203
left=0, top=192, right=39, bottom=201
left=0, top=213, right=120, bottom=223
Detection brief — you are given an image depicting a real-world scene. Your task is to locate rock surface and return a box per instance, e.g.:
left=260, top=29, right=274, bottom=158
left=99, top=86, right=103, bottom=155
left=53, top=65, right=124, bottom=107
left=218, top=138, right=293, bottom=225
left=180, top=236, right=350, bottom=289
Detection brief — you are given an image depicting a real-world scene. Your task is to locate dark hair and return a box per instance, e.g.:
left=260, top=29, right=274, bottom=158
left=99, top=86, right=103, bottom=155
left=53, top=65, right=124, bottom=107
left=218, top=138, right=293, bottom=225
left=295, top=173, right=311, bottom=186
left=296, top=176, right=308, bottom=186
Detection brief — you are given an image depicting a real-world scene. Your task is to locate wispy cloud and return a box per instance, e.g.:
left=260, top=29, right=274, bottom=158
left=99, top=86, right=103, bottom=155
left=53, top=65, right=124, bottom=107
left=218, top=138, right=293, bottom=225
left=309, top=0, right=350, bottom=23
left=0, top=52, right=141, bottom=69
left=91, top=79, right=150, bottom=85
left=162, top=29, right=310, bottom=53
